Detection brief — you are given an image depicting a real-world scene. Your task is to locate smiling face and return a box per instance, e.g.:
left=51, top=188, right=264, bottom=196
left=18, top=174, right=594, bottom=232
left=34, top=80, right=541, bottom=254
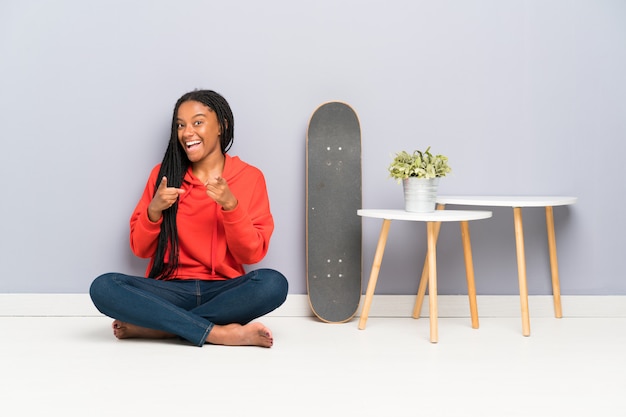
left=176, top=100, right=222, bottom=165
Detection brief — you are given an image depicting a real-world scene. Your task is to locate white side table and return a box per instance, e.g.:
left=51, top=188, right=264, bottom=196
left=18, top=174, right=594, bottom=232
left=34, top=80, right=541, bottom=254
left=357, top=209, right=492, bottom=343
left=434, top=196, right=577, bottom=336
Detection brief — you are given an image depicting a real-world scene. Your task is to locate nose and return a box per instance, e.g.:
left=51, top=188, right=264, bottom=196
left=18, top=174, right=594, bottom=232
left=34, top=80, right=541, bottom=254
left=182, top=123, right=195, bottom=137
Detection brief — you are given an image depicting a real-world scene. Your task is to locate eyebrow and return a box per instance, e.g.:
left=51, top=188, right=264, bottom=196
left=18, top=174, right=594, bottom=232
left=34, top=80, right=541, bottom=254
left=177, top=113, right=207, bottom=121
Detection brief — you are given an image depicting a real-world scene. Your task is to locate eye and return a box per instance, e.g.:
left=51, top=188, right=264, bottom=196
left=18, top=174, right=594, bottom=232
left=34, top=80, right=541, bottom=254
left=194, top=120, right=203, bottom=126
left=176, top=123, right=184, bottom=129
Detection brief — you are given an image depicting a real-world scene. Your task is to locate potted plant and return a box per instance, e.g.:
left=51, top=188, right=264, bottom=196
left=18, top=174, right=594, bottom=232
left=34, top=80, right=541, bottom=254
left=388, top=146, right=451, bottom=212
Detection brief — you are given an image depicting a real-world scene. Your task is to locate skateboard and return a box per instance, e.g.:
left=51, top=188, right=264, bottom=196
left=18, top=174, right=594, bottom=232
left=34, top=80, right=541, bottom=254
left=306, top=101, right=362, bottom=323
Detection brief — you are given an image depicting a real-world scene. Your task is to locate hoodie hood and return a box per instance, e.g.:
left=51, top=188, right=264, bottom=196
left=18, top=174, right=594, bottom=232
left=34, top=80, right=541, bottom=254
left=182, top=154, right=250, bottom=188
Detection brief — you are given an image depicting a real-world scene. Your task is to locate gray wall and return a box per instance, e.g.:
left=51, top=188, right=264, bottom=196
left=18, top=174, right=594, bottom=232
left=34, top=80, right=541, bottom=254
left=1, top=0, right=624, bottom=295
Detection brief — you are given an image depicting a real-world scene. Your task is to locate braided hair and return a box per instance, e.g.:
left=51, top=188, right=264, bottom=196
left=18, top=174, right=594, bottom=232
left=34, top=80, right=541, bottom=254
left=148, top=90, right=235, bottom=280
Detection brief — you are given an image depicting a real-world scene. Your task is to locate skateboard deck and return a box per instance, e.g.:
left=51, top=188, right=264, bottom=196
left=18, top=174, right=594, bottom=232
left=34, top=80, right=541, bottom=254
left=306, top=101, right=362, bottom=323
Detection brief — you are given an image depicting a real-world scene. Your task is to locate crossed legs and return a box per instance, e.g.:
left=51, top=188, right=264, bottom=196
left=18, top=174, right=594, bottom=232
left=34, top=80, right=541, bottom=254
left=89, top=269, right=288, bottom=347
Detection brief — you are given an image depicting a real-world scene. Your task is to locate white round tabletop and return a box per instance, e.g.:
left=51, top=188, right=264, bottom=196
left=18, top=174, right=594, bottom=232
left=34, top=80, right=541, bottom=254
left=357, top=209, right=492, bottom=222
left=436, top=196, right=577, bottom=208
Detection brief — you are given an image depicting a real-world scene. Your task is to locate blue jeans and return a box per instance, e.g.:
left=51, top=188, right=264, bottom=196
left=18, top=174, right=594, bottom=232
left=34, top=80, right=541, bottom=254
left=89, top=269, right=288, bottom=347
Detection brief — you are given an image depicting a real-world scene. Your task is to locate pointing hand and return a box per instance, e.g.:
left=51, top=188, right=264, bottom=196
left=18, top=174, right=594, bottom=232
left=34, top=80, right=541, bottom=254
left=148, top=177, right=185, bottom=221
left=205, top=176, right=238, bottom=211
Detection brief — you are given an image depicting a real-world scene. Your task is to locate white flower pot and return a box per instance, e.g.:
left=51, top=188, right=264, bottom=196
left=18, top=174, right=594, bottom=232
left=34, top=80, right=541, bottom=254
left=402, top=177, right=440, bottom=213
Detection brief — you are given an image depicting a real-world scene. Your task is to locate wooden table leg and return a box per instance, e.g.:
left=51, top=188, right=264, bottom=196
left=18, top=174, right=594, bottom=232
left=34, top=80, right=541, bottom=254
left=545, top=206, right=563, bottom=318
left=413, top=204, right=445, bottom=319
left=413, top=260, right=430, bottom=319
left=427, top=221, right=438, bottom=343
left=358, top=219, right=392, bottom=330
left=460, top=221, right=479, bottom=329
left=513, top=207, right=531, bottom=337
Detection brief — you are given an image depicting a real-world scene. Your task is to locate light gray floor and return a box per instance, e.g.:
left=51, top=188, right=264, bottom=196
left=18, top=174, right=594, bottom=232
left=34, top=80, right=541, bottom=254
left=2, top=315, right=624, bottom=417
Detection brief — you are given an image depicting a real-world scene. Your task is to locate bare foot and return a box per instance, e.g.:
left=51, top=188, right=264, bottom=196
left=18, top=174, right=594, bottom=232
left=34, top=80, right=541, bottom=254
left=206, top=322, right=274, bottom=348
left=112, top=320, right=176, bottom=340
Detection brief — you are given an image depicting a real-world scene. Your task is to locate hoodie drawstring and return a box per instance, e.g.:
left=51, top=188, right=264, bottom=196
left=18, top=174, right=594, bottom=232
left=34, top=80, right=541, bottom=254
left=211, top=204, right=218, bottom=276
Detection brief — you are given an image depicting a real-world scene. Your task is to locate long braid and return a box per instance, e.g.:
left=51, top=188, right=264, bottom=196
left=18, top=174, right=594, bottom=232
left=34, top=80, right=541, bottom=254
left=148, top=90, right=235, bottom=280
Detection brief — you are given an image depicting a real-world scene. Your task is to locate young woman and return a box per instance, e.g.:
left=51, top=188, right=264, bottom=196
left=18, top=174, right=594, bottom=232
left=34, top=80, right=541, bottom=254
left=90, top=90, right=288, bottom=348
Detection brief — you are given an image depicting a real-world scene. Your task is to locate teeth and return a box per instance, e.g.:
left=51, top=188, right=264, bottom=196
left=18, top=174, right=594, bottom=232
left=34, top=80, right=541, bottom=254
left=186, top=141, right=201, bottom=147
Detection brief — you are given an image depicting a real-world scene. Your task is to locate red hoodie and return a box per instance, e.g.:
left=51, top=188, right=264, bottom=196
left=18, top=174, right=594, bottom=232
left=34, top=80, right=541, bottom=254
left=129, top=155, right=274, bottom=280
